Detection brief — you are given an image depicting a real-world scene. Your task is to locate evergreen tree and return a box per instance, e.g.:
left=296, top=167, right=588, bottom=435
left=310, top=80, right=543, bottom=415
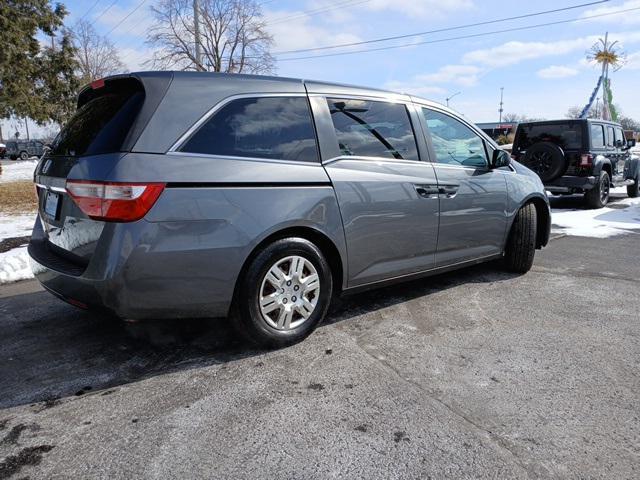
left=0, top=1, right=79, bottom=128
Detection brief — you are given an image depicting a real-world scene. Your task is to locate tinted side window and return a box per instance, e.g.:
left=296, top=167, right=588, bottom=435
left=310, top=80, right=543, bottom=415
left=591, top=124, right=605, bottom=148
left=421, top=108, right=488, bottom=168
left=606, top=126, right=615, bottom=147
left=181, top=97, right=318, bottom=162
left=326, top=98, right=418, bottom=160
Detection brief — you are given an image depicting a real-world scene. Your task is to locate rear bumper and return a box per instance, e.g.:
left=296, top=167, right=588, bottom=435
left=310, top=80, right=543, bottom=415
left=28, top=216, right=237, bottom=319
left=545, top=175, right=597, bottom=193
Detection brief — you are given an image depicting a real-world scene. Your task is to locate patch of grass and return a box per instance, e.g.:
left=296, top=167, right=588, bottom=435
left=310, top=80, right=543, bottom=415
left=0, top=180, right=37, bottom=214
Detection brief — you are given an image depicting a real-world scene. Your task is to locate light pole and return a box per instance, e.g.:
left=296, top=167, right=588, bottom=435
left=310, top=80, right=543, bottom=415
left=446, top=91, right=461, bottom=107
left=498, top=87, right=504, bottom=125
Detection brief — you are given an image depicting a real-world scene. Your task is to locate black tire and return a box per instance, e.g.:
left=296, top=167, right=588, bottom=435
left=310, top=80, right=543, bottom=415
left=231, top=237, right=333, bottom=348
left=627, top=175, right=639, bottom=198
left=584, top=171, right=610, bottom=208
left=504, top=203, right=537, bottom=273
left=522, top=142, right=567, bottom=182
left=19, top=151, right=29, bottom=160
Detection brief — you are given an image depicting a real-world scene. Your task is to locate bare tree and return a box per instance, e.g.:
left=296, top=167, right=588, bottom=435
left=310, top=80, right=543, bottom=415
left=72, top=20, right=126, bottom=84
left=146, top=0, right=274, bottom=73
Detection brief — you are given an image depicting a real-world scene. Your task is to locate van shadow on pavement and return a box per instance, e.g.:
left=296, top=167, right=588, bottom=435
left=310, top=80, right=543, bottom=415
left=0, top=263, right=518, bottom=410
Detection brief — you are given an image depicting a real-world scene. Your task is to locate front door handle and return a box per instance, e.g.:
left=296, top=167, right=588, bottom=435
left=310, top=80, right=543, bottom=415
left=438, top=185, right=459, bottom=197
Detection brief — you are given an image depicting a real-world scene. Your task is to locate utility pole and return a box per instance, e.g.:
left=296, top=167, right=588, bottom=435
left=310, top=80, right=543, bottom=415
left=24, top=118, right=30, bottom=141
left=193, top=0, right=203, bottom=70
left=498, top=87, right=504, bottom=125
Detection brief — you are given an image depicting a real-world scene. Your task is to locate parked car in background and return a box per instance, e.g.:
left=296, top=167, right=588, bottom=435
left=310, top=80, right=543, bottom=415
left=30, top=72, right=550, bottom=348
left=5, top=139, right=45, bottom=160
left=0, top=143, right=6, bottom=159
left=512, top=119, right=638, bottom=208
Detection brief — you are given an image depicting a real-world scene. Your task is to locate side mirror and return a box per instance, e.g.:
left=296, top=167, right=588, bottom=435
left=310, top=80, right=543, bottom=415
left=491, top=148, right=511, bottom=168
left=627, top=139, right=637, bottom=148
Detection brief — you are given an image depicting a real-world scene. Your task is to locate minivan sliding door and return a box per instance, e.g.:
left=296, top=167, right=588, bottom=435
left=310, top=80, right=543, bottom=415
left=310, top=95, right=440, bottom=287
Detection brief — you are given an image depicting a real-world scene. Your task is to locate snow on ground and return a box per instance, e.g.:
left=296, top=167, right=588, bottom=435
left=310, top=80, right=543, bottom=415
left=0, top=246, right=32, bottom=283
left=0, top=159, right=38, bottom=183
left=551, top=188, right=640, bottom=238
left=0, top=213, right=36, bottom=241
left=0, top=160, right=39, bottom=283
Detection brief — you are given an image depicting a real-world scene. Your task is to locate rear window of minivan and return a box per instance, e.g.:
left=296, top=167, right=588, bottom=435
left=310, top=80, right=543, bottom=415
left=49, top=79, right=144, bottom=157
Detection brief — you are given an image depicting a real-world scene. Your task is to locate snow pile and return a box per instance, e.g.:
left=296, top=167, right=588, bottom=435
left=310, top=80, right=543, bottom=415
left=0, top=215, right=36, bottom=284
left=0, top=246, right=32, bottom=283
left=552, top=191, right=640, bottom=238
left=0, top=214, right=35, bottom=241
left=0, top=160, right=38, bottom=183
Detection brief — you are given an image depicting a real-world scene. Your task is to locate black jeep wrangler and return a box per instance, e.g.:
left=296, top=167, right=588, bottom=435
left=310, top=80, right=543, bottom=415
left=512, top=119, right=638, bottom=208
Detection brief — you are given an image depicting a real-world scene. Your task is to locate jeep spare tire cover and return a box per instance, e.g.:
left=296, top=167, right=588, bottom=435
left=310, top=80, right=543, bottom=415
left=522, top=141, right=567, bottom=182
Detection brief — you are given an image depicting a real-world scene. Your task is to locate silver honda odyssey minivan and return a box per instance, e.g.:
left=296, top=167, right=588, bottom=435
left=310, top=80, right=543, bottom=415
left=30, top=72, right=550, bottom=347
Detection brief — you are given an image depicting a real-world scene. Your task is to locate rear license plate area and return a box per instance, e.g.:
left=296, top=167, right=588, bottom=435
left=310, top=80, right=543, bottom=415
left=44, top=191, right=60, bottom=219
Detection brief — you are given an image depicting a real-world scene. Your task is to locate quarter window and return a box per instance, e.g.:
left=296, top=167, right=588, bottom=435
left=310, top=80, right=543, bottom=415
left=421, top=108, right=488, bottom=168
left=606, top=126, right=615, bottom=147
left=591, top=124, right=605, bottom=149
left=180, top=96, right=318, bottom=162
left=326, top=98, right=418, bottom=160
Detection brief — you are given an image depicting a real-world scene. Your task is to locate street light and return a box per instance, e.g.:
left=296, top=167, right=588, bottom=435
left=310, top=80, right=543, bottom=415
left=446, top=91, right=461, bottom=107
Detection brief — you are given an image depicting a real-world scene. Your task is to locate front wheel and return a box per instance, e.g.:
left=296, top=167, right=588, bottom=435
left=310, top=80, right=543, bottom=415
left=627, top=175, right=639, bottom=198
left=504, top=203, right=537, bottom=274
left=19, top=151, right=29, bottom=160
left=231, top=237, right=333, bottom=348
left=584, top=171, right=610, bottom=208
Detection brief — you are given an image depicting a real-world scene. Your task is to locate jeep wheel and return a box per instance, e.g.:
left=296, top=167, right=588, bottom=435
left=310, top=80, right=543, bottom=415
left=584, top=171, right=610, bottom=208
left=19, top=151, right=29, bottom=160
left=231, top=237, right=333, bottom=348
left=627, top=175, right=639, bottom=198
left=522, top=142, right=567, bottom=182
left=504, top=203, right=537, bottom=274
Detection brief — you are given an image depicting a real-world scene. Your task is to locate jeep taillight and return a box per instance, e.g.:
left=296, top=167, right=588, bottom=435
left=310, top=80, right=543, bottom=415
left=66, top=180, right=165, bottom=222
left=580, top=154, right=593, bottom=167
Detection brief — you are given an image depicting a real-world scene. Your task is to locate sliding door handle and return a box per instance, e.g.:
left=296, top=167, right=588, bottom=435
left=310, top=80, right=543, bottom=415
left=414, top=184, right=439, bottom=198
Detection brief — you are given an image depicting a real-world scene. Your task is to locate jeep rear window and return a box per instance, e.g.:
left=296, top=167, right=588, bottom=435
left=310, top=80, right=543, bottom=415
left=49, top=80, right=144, bottom=157
left=515, top=123, right=582, bottom=151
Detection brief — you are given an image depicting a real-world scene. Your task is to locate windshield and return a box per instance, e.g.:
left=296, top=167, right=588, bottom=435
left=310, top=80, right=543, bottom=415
left=49, top=81, right=144, bottom=157
left=515, top=123, right=583, bottom=151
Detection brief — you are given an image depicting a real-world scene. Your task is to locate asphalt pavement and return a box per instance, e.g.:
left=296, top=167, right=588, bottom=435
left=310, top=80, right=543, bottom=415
left=0, top=233, right=638, bottom=479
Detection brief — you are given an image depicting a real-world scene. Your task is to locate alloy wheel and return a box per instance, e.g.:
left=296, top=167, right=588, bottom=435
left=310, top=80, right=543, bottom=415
left=259, top=255, right=320, bottom=330
left=530, top=151, right=553, bottom=174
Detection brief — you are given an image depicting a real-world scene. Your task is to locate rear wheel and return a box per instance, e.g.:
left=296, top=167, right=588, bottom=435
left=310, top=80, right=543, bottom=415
left=627, top=175, right=639, bottom=198
left=19, top=151, right=28, bottom=160
left=231, top=238, right=333, bottom=348
left=504, top=203, right=537, bottom=273
left=584, top=171, right=610, bottom=208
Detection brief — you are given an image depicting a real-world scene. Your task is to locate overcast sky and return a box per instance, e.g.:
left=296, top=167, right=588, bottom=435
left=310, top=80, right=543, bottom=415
left=7, top=0, right=640, bottom=138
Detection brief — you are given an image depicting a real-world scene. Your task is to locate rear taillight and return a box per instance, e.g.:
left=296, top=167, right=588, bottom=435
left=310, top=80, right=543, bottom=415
left=66, top=180, right=165, bottom=222
left=580, top=154, right=593, bottom=167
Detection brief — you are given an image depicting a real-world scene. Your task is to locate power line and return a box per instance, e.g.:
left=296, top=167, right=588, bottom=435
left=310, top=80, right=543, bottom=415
left=275, top=5, right=640, bottom=62
left=274, top=0, right=609, bottom=55
left=104, top=0, right=148, bottom=36
left=93, top=0, right=119, bottom=24
left=266, top=0, right=370, bottom=26
left=78, top=0, right=102, bottom=21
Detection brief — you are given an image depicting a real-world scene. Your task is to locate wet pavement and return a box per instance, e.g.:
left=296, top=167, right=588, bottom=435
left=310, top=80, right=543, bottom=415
left=0, top=233, right=639, bottom=479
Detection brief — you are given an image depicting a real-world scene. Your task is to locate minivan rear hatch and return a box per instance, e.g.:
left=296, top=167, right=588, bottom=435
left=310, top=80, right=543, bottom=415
left=34, top=76, right=160, bottom=267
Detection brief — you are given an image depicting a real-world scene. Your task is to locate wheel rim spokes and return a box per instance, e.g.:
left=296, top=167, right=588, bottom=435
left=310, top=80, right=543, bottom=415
left=259, top=255, right=320, bottom=330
